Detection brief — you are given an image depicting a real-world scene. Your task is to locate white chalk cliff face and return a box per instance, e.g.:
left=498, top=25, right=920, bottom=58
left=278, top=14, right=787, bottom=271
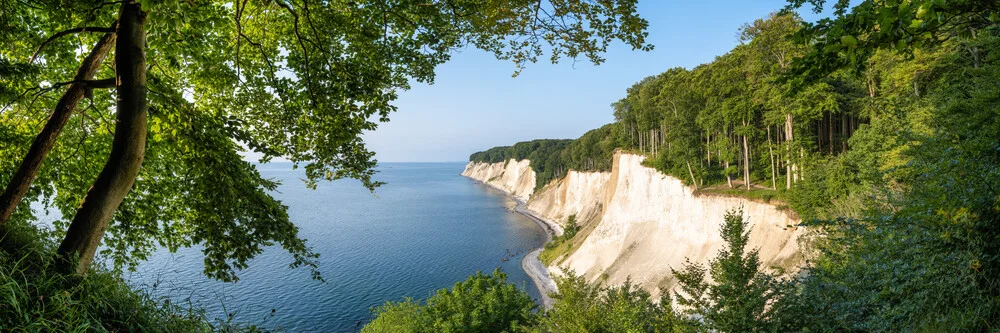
left=526, top=170, right=611, bottom=234
left=555, top=153, right=802, bottom=298
left=461, top=159, right=536, bottom=202
left=462, top=153, right=802, bottom=298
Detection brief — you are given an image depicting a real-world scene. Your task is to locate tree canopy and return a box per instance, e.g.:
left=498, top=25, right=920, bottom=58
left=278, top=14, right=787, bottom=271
left=0, top=0, right=651, bottom=280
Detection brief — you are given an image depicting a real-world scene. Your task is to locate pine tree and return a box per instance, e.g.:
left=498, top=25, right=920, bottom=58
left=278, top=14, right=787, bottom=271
left=672, top=208, right=785, bottom=332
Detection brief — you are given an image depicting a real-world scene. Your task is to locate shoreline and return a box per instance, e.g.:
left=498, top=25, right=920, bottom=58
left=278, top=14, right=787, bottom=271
left=463, top=174, right=560, bottom=309
left=513, top=200, right=559, bottom=309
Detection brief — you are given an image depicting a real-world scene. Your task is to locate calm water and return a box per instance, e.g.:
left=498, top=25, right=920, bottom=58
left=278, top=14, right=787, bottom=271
left=126, top=162, right=548, bottom=332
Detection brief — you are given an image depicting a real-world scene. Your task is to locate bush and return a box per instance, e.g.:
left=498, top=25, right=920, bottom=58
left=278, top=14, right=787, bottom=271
left=538, top=272, right=690, bottom=332
left=364, top=269, right=537, bottom=333
left=0, top=223, right=256, bottom=332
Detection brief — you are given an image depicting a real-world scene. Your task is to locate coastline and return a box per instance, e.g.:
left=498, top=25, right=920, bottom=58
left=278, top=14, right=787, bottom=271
left=463, top=175, right=560, bottom=309
left=513, top=200, right=559, bottom=309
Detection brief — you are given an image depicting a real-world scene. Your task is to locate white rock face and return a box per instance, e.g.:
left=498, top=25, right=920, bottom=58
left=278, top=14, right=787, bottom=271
left=461, top=152, right=802, bottom=299
left=526, top=170, right=611, bottom=234
left=461, top=159, right=536, bottom=202
left=556, top=153, right=802, bottom=298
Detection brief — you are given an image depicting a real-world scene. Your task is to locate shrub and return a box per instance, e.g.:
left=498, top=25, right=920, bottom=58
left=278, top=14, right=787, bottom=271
left=364, top=269, right=537, bottom=333
left=0, top=223, right=257, bottom=332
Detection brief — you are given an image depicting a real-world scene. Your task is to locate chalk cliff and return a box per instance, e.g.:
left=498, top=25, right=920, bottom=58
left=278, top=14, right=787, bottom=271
left=462, top=152, right=802, bottom=298
left=461, top=159, right=536, bottom=203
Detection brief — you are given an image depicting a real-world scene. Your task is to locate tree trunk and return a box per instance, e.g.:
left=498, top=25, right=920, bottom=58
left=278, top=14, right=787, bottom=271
left=743, top=134, right=750, bottom=191
left=686, top=160, right=698, bottom=190
left=651, top=129, right=655, bottom=157
left=798, top=149, right=806, bottom=181
left=785, top=113, right=797, bottom=186
left=767, top=126, right=776, bottom=190
left=57, top=2, right=147, bottom=275
left=725, top=160, right=733, bottom=188
left=0, top=33, right=116, bottom=226
left=817, top=116, right=823, bottom=153
left=828, top=113, right=834, bottom=154
left=706, top=133, right=711, bottom=167
left=841, top=111, right=848, bottom=153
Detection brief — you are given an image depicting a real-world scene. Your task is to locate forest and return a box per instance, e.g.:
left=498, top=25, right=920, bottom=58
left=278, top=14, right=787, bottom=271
left=456, top=0, right=1000, bottom=331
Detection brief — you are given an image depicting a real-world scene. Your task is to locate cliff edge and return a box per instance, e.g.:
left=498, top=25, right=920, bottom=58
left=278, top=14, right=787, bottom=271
left=462, top=152, right=803, bottom=300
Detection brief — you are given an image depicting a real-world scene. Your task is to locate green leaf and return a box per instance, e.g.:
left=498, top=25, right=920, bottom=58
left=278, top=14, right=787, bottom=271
left=841, top=35, right=859, bottom=49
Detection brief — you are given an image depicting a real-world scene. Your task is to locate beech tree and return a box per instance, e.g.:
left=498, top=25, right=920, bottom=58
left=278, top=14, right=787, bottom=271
left=0, top=0, right=651, bottom=278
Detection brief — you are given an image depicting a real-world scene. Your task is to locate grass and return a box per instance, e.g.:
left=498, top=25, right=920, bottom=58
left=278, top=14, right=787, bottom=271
left=539, top=240, right=573, bottom=266
left=538, top=215, right=597, bottom=267
left=695, top=186, right=789, bottom=204
left=0, top=223, right=266, bottom=332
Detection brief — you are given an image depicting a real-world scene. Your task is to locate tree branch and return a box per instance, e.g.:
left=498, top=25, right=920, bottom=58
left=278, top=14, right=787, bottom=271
left=85, top=77, right=117, bottom=89
left=30, top=25, right=117, bottom=63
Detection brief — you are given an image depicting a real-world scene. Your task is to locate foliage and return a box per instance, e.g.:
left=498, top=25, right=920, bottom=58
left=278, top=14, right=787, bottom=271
left=0, top=223, right=264, bottom=332
left=785, top=0, right=1000, bottom=81
left=779, top=28, right=1000, bottom=333
left=562, top=215, right=580, bottom=240
left=469, top=124, right=624, bottom=190
left=537, top=272, right=688, bottom=333
left=363, top=269, right=537, bottom=333
left=672, top=208, right=789, bottom=332
left=0, top=0, right=652, bottom=281
left=539, top=215, right=580, bottom=265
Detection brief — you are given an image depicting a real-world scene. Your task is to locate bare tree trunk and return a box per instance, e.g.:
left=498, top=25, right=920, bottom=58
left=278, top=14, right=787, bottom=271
left=706, top=133, right=711, bottom=167
left=785, top=113, right=797, bottom=186
left=817, top=116, right=823, bottom=153
left=686, top=160, right=698, bottom=190
left=57, top=2, right=147, bottom=275
left=841, top=111, right=848, bottom=153
left=829, top=113, right=834, bottom=154
left=743, top=133, right=750, bottom=191
left=767, top=126, right=776, bottom=190
left=651, top=129, right=655, bottom=157
left=725, top=160, right=733, bottom=188
left=799, top=149, right=806, bottom=181
left=0, top=33, right=116, bottom=226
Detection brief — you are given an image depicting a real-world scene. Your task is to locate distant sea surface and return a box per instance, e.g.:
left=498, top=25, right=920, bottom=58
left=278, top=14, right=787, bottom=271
left=127, top=162, right=548, bottom=332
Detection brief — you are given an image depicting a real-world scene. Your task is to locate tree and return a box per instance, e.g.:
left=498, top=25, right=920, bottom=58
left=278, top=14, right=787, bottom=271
left=539, top=271, right=686, bottom=333
left=363, top=269, right=537, bottom=333
left=0, top=0, right=651, bottom=278
left=673, top=208, right=786, bottom=332
left=785, top=0, right=1000, bottom=80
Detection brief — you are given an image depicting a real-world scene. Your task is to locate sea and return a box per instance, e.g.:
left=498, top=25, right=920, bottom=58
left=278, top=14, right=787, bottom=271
left=124, top=162, right=548, bottom=332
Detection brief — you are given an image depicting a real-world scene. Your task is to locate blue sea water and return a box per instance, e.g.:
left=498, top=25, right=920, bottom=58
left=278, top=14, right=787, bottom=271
left=126, top=162, right=548, bottom=332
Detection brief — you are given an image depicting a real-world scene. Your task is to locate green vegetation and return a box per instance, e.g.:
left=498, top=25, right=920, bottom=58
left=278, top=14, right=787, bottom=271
left=539, top=215, right=580, bottom=265
left=673, top=209, right=791, bottom=332
left=0, top=223, right=262, bottom=332
left=365, top=210, right=781, bottom=332
left=1, top=0, right=651, bottom=277
left=469, top=124, right=624, bottom=190
left=469, top=140, right=574, bottom=190
left=363, top=270, right=537, bottom=333
left=0, top=0, right=651, bottom=330
left=537, top=275, right=690, bottom=332
left=463, top=1, right=1000, bottom=331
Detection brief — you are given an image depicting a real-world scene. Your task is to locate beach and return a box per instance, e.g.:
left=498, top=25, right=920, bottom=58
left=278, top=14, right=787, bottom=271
left=466, top=177, right=561, bottom=309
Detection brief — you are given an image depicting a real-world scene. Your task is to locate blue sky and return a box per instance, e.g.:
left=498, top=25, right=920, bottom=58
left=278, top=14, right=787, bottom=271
left=363, top=0, right=832, bottom=162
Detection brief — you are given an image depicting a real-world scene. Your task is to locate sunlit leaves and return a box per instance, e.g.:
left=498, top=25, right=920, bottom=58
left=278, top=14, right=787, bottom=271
left=1, top=0, right=650, bottom=281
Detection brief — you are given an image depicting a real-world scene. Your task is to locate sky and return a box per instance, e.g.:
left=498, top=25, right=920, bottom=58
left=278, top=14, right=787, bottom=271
left=362, top=0, right=833, bottom=162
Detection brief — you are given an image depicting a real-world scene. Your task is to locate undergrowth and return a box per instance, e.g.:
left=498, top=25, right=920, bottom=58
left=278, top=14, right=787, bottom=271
left=0, top=223, right=265, bottom=332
